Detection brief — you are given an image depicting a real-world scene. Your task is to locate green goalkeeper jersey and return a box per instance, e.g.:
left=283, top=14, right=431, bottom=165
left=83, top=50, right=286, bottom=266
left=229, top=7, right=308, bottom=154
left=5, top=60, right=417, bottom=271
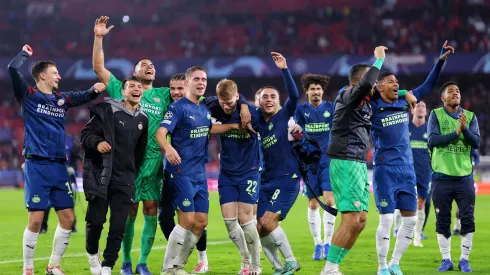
left=106, top=74, right=172, bottom=159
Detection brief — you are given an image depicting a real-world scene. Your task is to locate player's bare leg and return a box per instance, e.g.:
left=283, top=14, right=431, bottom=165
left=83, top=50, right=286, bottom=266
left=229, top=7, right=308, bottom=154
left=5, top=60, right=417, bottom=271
left=321, top=211, right=367, bottom=274
left=121, top=203, right=139, bottom=274
left=258, top=211, right=299, bottom=275
left=414, top=197, right=426, bottom=247
left=388, top=210, right=417, bottom=275
left=323, top=191, right=337, bottom=259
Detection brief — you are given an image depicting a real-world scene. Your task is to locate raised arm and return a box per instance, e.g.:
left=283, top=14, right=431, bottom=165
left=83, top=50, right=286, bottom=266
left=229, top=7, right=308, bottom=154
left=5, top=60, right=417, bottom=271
left=411, top=42, right=454, bottom=100
left=345, top=46, right=387, bottom=106
left=61, top=83, right=105, bottom=107
left=271, top=52, right=298, bottom=115
left=93, top=16, right=115, bottom=87
left=7, top=45, right=33, bottom=102
left=427, top=111, right=458, bottom=148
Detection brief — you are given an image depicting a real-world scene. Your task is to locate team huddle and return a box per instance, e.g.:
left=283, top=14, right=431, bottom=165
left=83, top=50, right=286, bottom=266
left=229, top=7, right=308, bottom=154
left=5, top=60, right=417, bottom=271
left=9, top=15, right=480, bottom=275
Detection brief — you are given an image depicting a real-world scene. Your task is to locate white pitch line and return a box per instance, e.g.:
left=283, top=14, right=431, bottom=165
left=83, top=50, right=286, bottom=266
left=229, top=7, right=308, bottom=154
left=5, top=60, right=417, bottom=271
left=0, top=240, right=230, bottom=265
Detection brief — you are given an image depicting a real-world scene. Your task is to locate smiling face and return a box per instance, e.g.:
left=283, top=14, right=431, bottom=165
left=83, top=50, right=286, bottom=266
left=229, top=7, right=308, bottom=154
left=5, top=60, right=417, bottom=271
left=134, top=59, right=155, bottom=82
left=377, top=74, right=400, bottom=102
left=441, top=84, right=461, bottom=108
left=260, top=88, right=280, bottom=116
left=170, top=80, right=186, bottom=101
left=188, top=69, right=207, bottom=98
left=122, top=80, right=143, bottom=105
left=42, top=65, right=61, bottom=91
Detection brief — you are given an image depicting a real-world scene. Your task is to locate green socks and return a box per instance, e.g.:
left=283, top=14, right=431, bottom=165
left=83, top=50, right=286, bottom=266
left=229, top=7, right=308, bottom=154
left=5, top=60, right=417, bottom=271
left=121, top=216, right=136, bottom=264
left=326, top=245, right=350, bottom=264
left=137, top=215, right=157, bottom=265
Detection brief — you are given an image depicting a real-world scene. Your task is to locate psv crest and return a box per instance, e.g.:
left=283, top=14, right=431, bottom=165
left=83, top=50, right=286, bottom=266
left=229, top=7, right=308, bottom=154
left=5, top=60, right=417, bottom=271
left=57, top=99, right=65, bottom=106
left=138, top=122, right=143, bottom=130
left=154, top=97, right=160, bottom=103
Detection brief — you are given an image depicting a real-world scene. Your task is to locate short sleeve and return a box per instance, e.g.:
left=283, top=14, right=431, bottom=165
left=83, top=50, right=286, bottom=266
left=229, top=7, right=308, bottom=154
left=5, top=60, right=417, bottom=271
left=160, top=104, right=182, bottom=133
left=105, top=74, right=124, bottom=99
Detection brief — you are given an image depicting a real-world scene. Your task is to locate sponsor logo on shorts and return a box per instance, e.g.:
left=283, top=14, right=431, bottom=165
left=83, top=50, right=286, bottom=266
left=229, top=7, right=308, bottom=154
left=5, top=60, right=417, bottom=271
left=380, top=199, right=388, bottom=207
left=354, top=201, right=361, bottom=208
left=182, top=198, right=191, bottom=207
left=32, top=195, right=41, bottom=203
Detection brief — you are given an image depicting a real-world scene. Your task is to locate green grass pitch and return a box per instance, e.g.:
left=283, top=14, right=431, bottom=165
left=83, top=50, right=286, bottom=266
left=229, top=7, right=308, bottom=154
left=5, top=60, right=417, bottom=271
left=0, top=190, right=488, bottom=274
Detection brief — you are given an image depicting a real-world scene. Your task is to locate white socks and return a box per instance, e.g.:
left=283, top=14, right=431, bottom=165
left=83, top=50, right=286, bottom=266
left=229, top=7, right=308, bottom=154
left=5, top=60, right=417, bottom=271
left=260, top=234, right=283, bottom=269
left=323, top=209, right=336, bottom=245
left=324, top=261, right=340, bottom=273
left=241, top=220, right=261, bottom=266
left=173, top=229, right=200, bottom=268
left=163, top=224, right=186, bottom=269
left=198, top=250, right=208, bottom=263
left=49, top=225, right=72, bottom=267
left=437, top=234, right=452, bottom=260
left=307, top=208, right=322, bottom=245
left=270, top=226, right=295, bottom=262
left=23, top=228, right=39, bottom=269
left=414, top=209, right=425, bottom=242
left=224, top=218, right=250, bottom=263
left=393, top=209, right=402, bottom=232
left=376, top=214, right=393, bottom=270
left=461, top=233, right=474, bottom=260
left=390, top=216, right=417, bottom=265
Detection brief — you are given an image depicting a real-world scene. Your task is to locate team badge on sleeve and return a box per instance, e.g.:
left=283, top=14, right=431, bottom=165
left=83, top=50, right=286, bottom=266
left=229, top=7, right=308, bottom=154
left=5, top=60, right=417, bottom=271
left=164, top=111, right=173, bottom=119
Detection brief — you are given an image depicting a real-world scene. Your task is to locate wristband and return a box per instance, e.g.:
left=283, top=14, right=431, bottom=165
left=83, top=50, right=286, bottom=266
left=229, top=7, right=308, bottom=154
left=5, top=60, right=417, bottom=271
left=373, top=58, right=384, bottom=70
left=398, top=89, right=408, bottom=97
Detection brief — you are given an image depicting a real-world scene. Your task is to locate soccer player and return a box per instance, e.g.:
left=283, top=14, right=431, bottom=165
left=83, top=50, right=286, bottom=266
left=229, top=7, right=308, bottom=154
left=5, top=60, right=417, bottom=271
left=92, top=16, right=171, bottom=274
left=294, top=73, right=336, bottom=260
left=201, top=79, right=262, bottom=274
left=81, top=76, right=149, bottom=275
left=157, top=66, right=248, bottom=274
left=321, top=46, right=387, bottom=275
left=256, top=52, right=301, bottom=275
left=407, top=101, right=431, bottom=246
left=428, top=81, right=480, bottom=272
left=371, top=42, right=453, bottom=275
left=8, top=44, right=104, bottom=275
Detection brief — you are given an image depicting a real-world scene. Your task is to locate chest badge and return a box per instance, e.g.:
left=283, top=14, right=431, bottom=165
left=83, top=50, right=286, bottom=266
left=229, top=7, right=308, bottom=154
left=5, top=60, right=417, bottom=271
left=268, top=123, right=273, bottom=131
left=423, top=133, right=428, bottom=139
left=57, top=99, right=65, bottom=106
left=138, top=122, right=143, bottom=130
left=154, top=97, right=160, bottom=103
left=324, top=111, right=331, bottom=118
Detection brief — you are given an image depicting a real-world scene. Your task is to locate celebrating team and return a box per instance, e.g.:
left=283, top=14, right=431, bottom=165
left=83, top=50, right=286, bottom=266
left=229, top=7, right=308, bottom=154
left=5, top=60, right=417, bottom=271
left=9, top=14, right=480, bottom=275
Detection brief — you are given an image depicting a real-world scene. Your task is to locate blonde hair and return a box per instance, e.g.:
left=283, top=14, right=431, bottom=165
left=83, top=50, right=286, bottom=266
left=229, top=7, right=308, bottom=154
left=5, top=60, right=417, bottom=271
left=216, top=78, right=238, bottom=100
